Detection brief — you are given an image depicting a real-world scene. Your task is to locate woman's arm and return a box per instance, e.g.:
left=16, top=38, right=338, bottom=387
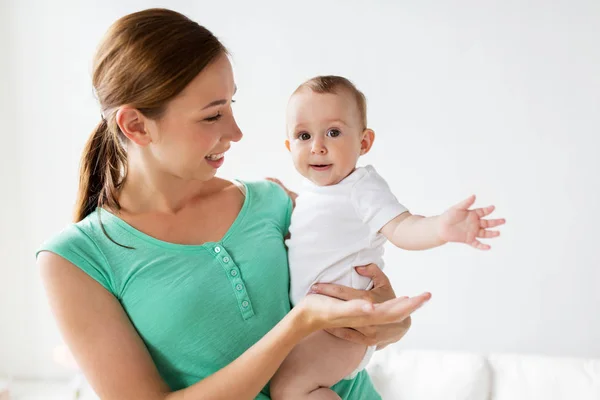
left=39, top=252, right=428, bottom=400
left=39, top=251, right=308, bottom=400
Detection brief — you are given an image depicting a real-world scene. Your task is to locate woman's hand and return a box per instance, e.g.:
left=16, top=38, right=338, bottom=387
left=296, top=265, right=430, bottom=339
left=266, top=177, right=428, bottom=347
left=309, top=264, right=423, bottom=349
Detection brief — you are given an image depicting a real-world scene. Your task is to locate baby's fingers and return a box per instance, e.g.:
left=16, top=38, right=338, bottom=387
left=470, top=239, right=491, bottom=250
left=475, top=205, right=496, bottom=218
left=477, top=229, right=500, bottom=239
left=453, top=195, right=476, bottom=210
left=480, top=218, right=506, bottom=228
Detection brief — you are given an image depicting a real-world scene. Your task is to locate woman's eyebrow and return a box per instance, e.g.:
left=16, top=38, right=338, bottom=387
left=201, top=85, right=237, bottom=110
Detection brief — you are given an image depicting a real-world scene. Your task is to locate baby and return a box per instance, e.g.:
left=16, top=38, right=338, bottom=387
left=269, top=76, right=505, bottom=400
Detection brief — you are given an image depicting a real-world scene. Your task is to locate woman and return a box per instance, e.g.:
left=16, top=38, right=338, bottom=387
left=36, top=8, right=431, bottom=400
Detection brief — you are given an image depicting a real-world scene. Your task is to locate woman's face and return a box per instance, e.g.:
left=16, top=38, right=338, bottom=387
left=143, top=53, right=242, bottom=181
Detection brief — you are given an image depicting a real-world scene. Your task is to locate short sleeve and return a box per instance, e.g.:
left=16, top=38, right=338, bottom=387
left=36, top=224, right=116, bottom=295
left=351, top=166, right=408, bottom=235
left=265, top=181, right=294, bottom=236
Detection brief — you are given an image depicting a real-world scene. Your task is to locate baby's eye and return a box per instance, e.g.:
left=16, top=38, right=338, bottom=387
left=298, top=132, right=311, bottom=141
left=327, top=129, right=341, bottom=138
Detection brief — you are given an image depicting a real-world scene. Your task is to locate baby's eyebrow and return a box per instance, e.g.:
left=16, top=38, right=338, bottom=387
left=291, top=122, right=308, bottom=131
left=324, top=119, right=350, bottom=127
left=289, top=118, right=351, bottom=132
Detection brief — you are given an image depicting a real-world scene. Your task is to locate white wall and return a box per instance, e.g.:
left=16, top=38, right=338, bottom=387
left=0, top=1, right=32, bottom=378
left=2, top=0, right=599, bottom=379
left=0, top=0, right=16, bottom=377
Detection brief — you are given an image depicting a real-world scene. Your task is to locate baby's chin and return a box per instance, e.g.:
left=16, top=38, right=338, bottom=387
left=309, top=177, right=340, bottom=187
left=304, top=165, right=356, bottom=187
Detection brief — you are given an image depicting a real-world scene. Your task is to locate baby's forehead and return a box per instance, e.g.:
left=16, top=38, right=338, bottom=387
left=287, top=88, right=359, bottom=117
left=290, top=86, right=354, bottom=103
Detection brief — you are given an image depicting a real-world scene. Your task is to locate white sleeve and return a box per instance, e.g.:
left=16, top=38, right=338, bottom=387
left=351, top=166, right=408, bottom=235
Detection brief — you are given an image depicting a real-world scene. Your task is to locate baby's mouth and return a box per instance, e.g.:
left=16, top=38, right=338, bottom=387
left=309, top=164, right=332, bottom=171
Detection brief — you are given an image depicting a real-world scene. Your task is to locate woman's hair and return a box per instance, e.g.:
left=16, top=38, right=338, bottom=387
left=295, top=75, right=368, bottom=129
left=75, top=8, right=227, bottom=223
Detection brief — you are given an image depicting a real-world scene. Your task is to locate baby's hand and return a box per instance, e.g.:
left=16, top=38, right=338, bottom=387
left=438, top=195, right=505, bottom=250
left=266, top=177, right=298, bottom=208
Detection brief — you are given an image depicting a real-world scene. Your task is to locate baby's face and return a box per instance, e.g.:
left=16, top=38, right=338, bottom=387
left=286, top=88, right=367, bottom=186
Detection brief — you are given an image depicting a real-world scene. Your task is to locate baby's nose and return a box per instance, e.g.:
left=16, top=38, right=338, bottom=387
left=311, top=142, right=327, bottom=155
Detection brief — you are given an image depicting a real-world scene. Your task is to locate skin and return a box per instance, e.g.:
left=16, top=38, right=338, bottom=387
left=285, top=87, right=374, bottom=187
left=38, top=54, right=431, bottom=400
left=274, top=85, right=504, bottom=399
left=285, top=87, right=505, bottom=251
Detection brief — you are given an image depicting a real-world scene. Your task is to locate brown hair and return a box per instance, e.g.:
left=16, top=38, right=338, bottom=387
left=75, top=8, right=227, bottom=223
left=295, top=75, right=368, bottom=129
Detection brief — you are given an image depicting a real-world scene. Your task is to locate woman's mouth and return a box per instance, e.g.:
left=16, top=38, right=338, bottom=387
left=205, top=152, right=225, bottom=168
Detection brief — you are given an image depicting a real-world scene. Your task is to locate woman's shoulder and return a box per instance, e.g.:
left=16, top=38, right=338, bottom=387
left=238, top=178, right=293, bottom=233
left=37, top=212, right=101, bottom=252
left=36, top=211, right=116, bottom=294
left=241, top=179, right=290, bottom=208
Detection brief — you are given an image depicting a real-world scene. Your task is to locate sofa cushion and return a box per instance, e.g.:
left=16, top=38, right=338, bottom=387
left=367, top=348, right=491, bottom=400
left=488, top=353, right=600, bottom=400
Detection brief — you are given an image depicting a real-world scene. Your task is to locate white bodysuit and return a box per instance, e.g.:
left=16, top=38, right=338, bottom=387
left=286, top=165, right=408, bottom=378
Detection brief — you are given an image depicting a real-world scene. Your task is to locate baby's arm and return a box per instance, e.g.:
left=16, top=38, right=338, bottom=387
left=380, top=212, right=446, bottom=250
left=381, top=195, right=505, bottom=251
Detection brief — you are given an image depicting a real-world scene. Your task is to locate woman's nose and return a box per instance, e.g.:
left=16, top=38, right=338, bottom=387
left=227, top=116, right=243, bottom=142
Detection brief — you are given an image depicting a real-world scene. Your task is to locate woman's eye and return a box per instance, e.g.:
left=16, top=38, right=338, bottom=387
left=299, top=132, right=311, bottom=141
left=327, top=129, right=341, bottom=137
left=204, top=113, right=222, bottom=122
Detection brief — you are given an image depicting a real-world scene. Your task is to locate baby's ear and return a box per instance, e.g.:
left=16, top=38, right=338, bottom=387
left=285, top=139, right=291, bottom=152
left=360, top=129, right=375, bottom=155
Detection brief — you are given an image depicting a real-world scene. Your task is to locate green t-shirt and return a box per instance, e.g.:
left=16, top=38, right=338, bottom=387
left=37, top=180, right=381, bottom=399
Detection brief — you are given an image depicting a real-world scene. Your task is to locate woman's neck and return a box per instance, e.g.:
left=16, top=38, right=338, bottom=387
left=117, top=163, right=218, bottom=215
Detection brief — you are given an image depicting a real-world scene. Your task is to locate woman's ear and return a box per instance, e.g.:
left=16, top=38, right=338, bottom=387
left=116, top=107, right=152, bottom=146
left=360, top=129, right=375, bottom=155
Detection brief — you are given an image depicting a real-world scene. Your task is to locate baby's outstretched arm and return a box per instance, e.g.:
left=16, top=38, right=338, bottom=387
left=380, top=195, right=505, bottom=251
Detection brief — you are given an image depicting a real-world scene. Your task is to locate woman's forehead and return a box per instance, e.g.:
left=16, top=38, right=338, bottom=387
left=177, top=54, right=236, bottom=104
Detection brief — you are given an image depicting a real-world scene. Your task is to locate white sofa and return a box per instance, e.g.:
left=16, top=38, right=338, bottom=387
left=366, top=347, right=600, bottom=400
left=5, top=348, right=600, bottom=399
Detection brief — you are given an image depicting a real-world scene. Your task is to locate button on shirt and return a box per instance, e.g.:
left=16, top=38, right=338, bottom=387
left=36, top=180, right=382, bottom=399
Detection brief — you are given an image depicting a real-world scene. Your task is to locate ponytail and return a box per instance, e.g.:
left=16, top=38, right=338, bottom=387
left=74, top=118, right=127, bottom=222
left=73, top=7, right=227, bottom=239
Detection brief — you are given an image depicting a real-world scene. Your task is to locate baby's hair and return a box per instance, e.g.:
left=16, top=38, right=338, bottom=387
left=295, top=75, right=367, bottom=129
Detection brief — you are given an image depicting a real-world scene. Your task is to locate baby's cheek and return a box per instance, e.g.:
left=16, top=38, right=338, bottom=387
left=292, top=151, right=304, bottom=165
